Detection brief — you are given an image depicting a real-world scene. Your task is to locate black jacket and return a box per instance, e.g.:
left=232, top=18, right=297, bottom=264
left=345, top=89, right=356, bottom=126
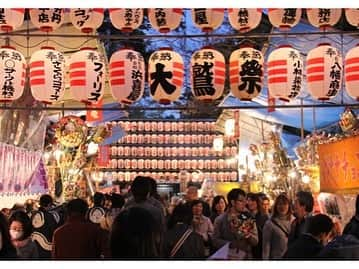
left=343, top=216, right=359, bottom=239
left=318, top=234, right=359, bottom=259
left=283, top=233, right=323, bottom=260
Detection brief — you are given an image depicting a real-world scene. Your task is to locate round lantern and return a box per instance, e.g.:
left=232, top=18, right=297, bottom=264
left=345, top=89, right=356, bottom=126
left=229, top=45, right=264, bottom=101
left=190, top=47, right=225, bottom=102
left=267, top=45, right=303, bottom=101
left=30, top=8, right=65, bottom=32
left=69, top=8, right=104, bottom=33
left=228, top=8, right=262, bottom=33
left=148, top=48, right=184, bottom=104
left=0, top=46, right=26, bottom=102
left=109, top=8, right=143, bottom=32
left=29, top=47, right=65, bottom=104
left=192, top=8, right=224, bottom=32
left=69, top=48, right=105, bottom=104
left=306, top=8, right=342, bottom=30
left=148, top=8, right=182, bottom=33
left=0, top=8, right=25, bottom=32
left=306, top=43, right=342, bottom=100
left=268, top=8, right=301, bottom=30
left=345, top=9, right=359, bottom=28
left=109, top=48, right=145, bottom=105
left=345, top=44, right=359, bottom=101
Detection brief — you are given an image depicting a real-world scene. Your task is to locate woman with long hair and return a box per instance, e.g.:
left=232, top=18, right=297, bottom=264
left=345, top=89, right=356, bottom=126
left=210, top=195, right=227, bottom=223
left=0, top=212, right=17, bottom=258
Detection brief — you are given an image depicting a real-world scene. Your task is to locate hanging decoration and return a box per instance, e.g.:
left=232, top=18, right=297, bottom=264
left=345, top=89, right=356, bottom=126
left=0, top=8, right=25, bottom=32
left=192, top=8, right=224, bottom=32
left=30, top=8, right=65, bottom=32
left=268, top=8, right=302, bottom=30
left=345, top=44, right=359, bottom=101
left=148, top=8, right=182, bottom=33
left=306, top=8, right=342, bottom=30
left=345, top=9, right=359, bottom=28
left=109, top=8, right=143, bottom=32
left=69, top=8, right=104, bottom=33
left=228, top=8, right=262, bottom=33
left=148, top=48, right=184, bottom=104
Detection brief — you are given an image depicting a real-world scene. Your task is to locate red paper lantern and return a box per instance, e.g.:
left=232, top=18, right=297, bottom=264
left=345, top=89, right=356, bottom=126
left=306, top=43, right=342, bottom=100
left=30, top=8, right=65, bottom=32
left=148, top=48, right=184, bottom=104
left=345, top=44, right=359, bottom=101
left=148, top=8, right=182, bottom=33
left=0, top=8, right=25, bottom=32
left=69, top=8, right=104, bottom=33
left=268, top=8, right=301, bottom=30
left=69, top=47, right=105, bottom=105
left=228, top=8, right=262, bottom=33
left=109, top=8, right=143, bottom=32
left=267, top=45, right=303, bottom=102
left=345, top=9, right=359, bottom=28
left=306, top=8, right=342, bottom=30
left=192, top=8, right=224, bottom=32
left=29, top=47, right=65, bottom=104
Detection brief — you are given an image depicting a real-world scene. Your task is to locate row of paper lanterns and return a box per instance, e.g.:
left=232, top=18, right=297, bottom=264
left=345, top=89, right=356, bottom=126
left=1, top=43, right=358, bottom=105
left=2, top=8, right=359, bottom=34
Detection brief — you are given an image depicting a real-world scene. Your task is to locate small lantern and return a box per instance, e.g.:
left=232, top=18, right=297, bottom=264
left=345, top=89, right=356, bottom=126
left=345, top=44, right=359, bottom=101
left=109, top=8, right=143, bottom=32
left=345, top=9, right=359, bottom=28
left=148, top=8, right=182, bottom=33
left=192, top=8, right=224, bottom=32
left=30, top=8, right=65, bottom=32
left=228, top=8, right=262, bottom=33
left=268, top=8, right=301, bottom=30
left=69, top=8, right=104, bottom=33
left=306, top=8, right=342, bottom=30
left=0, top=8, right=25, bottom=32
left=213, top=136, right=224, bottom=152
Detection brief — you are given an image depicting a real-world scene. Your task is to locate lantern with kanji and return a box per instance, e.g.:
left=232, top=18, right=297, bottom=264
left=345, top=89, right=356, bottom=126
left=109, top=48, right=145, bottom=105
left=109, top=8, right=143, bottom=32
left=69, top=8, right=104, bottom=33
left=30, top=8, right=65, bottom=32
left=29, top=47, right=65, bottom=104
left=0, top=46, right=26, bottom=102
left=148, top=8, right=182, bottom=33
left=229, top=45, right=264, bottom=101
left=228, top=8, right=262, bottom=33
left=148, top=48, right=184, bottom=104
left=0, top=8, right=25, bottom=32
left=268, top=9, right=302, bottom=30
left=69, top=48, right=105, bottom=105
left=306, top=9, right=342, bottom=30
left=345, top=9, right=359, bottom=28
left=267, top=45, right=303, bottom=102
left=306, top=43, right=342, bottom=100
left=191, top=8, right=224, bottom=32
left=190, top=47, right=225, bottom=102
left=345, top=44, right=359, bottom=101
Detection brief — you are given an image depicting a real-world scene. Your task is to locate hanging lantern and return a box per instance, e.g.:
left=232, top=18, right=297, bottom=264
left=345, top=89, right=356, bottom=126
left=30, top=8, right=65, bottom=32
left=306, top=43, right=342, bottom=100
left=109, top=48, right=145, bottom=105
left=228, top=8, right=262, bottom=33
left=345, top=44, right=359, bottom=101
left=148, top=8, right=182, bottom=33
left=0, top=46, right=26, bottom=102
left=229, top=45, right=264, bottom=101
left=109, top=8, right=143, bottom=32
left=267, top=45, right=303, bottom=102
left=345, top=9, right=359, bottom=28
left=192, top=8, right=224, bottom=32
left=69, top=47, right=105, bottom=104
left=148, top=48, right=184, bottom=104
left=306, top=8, right=342, bottom=30
left=268, top=8, right=302, bottom=30
left=29, top=47, right=65, bottom=104
left=69, top=8, right=104, bottom=33
left=190, top=47, right=225, bottom=102
left=0, top=8, right=25, bottom=32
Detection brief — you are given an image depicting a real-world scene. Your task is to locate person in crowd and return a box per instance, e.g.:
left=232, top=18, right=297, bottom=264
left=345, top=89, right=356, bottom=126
left=52, top=198, right=110, bottom=259
left=0, top=211, right=17, bottom=258
left=86, top=192, right=107, bottom=225
left=24, top=199, right=36, bottom=216
left=148, top=177, right=167, bottom=216
left=343, top=194, right=359, bottom=239
left=212, top=188, right=258, bottom=259
left=210, top=195, right=227, bottom=223
left=259, top=194, right=271, bottom=217
left=100, top=193, right=125, bottom=232
left=262, top=193, right=294, bottom=259
left=317, top=233, right=359, bottom=259
left=283, top=213, right=334, bottom=259
left=9, top=210, right=38, bottom=258
left=103, top=194, right=112, bottom=210
left=184, top=186, right=210, bottom=218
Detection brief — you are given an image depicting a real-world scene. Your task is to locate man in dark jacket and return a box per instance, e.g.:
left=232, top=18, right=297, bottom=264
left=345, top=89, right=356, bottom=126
left=318, top=234, right=359, bottom=259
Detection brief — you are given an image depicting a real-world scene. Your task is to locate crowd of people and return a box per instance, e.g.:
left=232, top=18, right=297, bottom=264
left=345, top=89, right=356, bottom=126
left=1, top=175, right=359, bottom=260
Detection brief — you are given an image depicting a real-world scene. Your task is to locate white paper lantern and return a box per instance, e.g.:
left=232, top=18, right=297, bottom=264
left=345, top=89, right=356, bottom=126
left=306, top=8, right=342, bottom=30
left=345, top=44, right=359, bottom=101
left=0, top=8, right=25, bottom=32
left=192, top=8, right=224, bottom=32
left=30, top=8, right=65, bottom=32
left=69, top=8, right=104, bottom=33
left=148, top=8, right=182, bottom=33
left=109, top=8, right=143, bottom=32
left=228, top=8, right=262, bottom=33
left=268, top=8, right=301, bottom=30
left=345, top=9, right=359, bottom=28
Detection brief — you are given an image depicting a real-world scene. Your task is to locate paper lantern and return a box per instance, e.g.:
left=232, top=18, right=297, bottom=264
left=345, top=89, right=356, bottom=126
left=229, top=46, right=264, bottom=101
left=30, top=8, right=65, bottom=32
left=0, top=8, right=25, bottom=32
left=0, top=46, right=26, bottom=102
left=306, top=8, right=342, bottom=30
left=345, top=44, right=359, bottom=101
left=109, top=48, right=145, bottom=105
left=267, top=45, right=303, bottom=101
left=148, top=8, right=182, bottom=33
left=109, top=8, right=143, bottom=32
left=268, top=8, right=301, bottom=30
left=306, top=43, right=342, bottom=100
left=148, top=48, right=184, bottom=104
left=190, top=47, right=225, bottom=102
left=345, top=9, right=359, bottom=28
left=69, top=8, right=104, bottom=33
left=29, top=47, right=65, bottom=104
left=69, top=48, right=105, bottom=104
left=192, top=8, right=224, bottom=32
left=228, top=8, right=262, bottom=33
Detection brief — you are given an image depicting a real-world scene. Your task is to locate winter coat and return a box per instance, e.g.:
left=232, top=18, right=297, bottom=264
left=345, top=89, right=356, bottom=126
left=283, top=233, right=323, bottom=260
left=318, top=234, right=359, bottom=259
left=343, top=215, right=359, bottom=239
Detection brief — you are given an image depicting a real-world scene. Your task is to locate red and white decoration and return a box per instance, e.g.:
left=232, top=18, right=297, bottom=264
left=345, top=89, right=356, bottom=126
left=109, top=48, right=145, bottom=105
left=229, top=46, right=264, bottom=101
left=267, top=45, right=303, bottom=102
left=306, top=8, right=342, bottom=30
left=29, top=47, right=65, bottom=104
left=0, top=46, right=26, bottom=102
left=306, top=43, right=342, bottom=100
left=191, top=8, right=224, bottom=32
left=69, top=8, right=104, bottom=33
left=148, top=8, right=182, bottom=33
left=148, top=48, right=184, bottom=104
left=30, top=8, right=65, bottom=32
left=109, top=8, right=144, bottom=32
left=69, top=48, right=105, bottom=105
left=228, top=8, right=262, bottom=33
left=0, top=8, right=25, bottom=32
left=268, top=9, right=302, bottom=30
left=345, top=9, right=359, bottom=28
left=190, top=47, right=225, bottom=102
left=345, top=44, right=359, bottom=101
